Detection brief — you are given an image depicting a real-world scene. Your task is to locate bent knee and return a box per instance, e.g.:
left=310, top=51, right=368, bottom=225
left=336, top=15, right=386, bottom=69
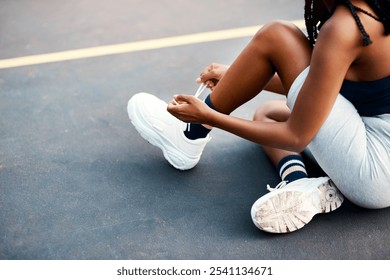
left=253, top=20, right=303, bottom=42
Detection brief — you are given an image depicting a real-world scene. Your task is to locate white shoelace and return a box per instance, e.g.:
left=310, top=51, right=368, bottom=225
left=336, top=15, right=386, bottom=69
left=184, top=83, right=208, bottom=132
left=194, top=83, right=207, bottom=98
left=173, top=83, right=207, bottom=105
left=266, top=180, right=288, bottom=192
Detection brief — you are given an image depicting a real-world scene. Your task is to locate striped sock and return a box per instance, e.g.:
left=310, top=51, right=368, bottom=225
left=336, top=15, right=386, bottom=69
left=277, top=155, right=308, bottom=183
left=184, top=94, right=215, bottom=140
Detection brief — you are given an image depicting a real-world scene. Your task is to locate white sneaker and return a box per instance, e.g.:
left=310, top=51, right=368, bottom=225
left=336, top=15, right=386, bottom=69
left=251, top=177, right=344, bottom=233
left=127, top=92, right=211, bottom=170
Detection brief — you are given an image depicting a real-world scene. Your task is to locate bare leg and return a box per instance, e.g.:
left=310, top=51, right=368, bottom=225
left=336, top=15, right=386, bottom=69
left=207, top=21, right=312, bottom=171
left=252, top=100, right=301, bottom=166
left=209, top=20, right=312, bottom=114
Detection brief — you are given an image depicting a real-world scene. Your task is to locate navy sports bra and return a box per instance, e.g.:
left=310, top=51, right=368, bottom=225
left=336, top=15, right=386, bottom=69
left=340, top=76, right=390, bottom=116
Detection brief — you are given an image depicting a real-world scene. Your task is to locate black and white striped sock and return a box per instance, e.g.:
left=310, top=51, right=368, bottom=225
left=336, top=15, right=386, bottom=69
left=276, top=154, right=308, bottom=183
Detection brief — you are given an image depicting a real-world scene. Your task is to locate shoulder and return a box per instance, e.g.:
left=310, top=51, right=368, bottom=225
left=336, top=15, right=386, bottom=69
left=317, top=4, right=362, bottom=49
left=307, top=4, right=362, bottom=87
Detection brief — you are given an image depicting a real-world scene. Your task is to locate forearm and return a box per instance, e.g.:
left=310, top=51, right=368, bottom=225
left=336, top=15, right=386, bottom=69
left=207, top=110, right=303, bottom=152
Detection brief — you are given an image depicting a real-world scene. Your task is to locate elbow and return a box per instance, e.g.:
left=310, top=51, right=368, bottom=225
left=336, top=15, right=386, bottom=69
left=283, top=121, right=315, bottom=152
left=288, top=133, right=312, bottom=153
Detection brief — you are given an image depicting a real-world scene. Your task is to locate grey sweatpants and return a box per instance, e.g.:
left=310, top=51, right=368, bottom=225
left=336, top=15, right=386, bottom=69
left=287, top=67, right=390, bottom=209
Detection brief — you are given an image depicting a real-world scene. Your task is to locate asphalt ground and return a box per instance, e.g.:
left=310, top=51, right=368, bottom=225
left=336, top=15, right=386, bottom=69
left=1, top=0, right=390, bottom=260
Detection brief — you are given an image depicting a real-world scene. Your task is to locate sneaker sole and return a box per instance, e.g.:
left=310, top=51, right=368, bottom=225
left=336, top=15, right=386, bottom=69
left=251, top=179, right=344, bottom=233
left=127, top=97, right=199, bottom=170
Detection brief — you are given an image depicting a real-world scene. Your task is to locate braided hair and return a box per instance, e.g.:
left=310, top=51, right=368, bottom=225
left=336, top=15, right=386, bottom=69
left=304, top=0, right=390, bottom=46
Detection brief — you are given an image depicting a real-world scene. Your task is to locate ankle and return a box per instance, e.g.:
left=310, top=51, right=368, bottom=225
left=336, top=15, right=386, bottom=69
left=184, top=123, right=211, bottom=140
left=277, top=154, right=308, bottom=183
left=183, top=94, right=217, bottom=140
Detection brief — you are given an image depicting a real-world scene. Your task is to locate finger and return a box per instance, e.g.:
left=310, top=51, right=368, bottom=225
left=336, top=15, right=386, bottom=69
left=167, top=99, right=184, bottom=112
left=169, top=94, right=181, bottom=105
left=167, top=103, right=179, bottom=117
left=169, top=97, right=179, bottom=105
left=197, top=63, right=216, bottom=82
left=198, top=72, right=209, bottom=83
left=198, top=65, right=210, bottom=78
left=201, top=71, right=219, bottom=82
left=205, top=80, right=215, bottom=89
left=174, top=94, right=194, bottom=103
left=208, top=63, right=216, bottom=71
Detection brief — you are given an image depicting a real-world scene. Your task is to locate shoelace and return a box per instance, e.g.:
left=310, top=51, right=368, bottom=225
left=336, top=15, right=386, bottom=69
left=266, top=180, right=288, bottom=192
left=194, top=83, right=207, bottom=98
left=173, top=83, right=207, bottom=105
left=185, top=83, right=208, bottom=132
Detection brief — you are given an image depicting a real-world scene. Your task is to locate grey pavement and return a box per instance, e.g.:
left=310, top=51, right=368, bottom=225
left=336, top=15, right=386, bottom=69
left=1, top=0, right=389, bottom=260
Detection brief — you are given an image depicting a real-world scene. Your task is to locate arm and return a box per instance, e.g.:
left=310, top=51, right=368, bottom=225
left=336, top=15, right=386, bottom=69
left=169, top=7, right=361, bottom=152
left=285, top=6, right=361, bottom=150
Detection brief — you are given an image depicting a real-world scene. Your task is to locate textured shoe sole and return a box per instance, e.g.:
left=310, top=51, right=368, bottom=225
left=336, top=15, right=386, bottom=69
left=251, top=179, right=344, bottom=233
left=128, top=97, right=199, bottom=170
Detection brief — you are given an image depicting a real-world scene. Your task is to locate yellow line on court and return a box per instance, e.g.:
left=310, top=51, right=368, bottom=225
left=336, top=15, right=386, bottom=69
left=0, top=20, right=305, bottom=69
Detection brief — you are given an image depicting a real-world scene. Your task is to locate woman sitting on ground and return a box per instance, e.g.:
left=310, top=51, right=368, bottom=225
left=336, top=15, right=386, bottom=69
left=128, top=0, right=390, bottom=233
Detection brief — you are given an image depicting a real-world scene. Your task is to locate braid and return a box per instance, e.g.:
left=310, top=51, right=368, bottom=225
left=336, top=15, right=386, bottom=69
left=344, top=0, right=373, bottom=46
left=304, top=0, right=329, bottom=46
left=304, top=0, right=316, bottom=46
left=304, top=0, right=390, bottom=47
left=345, top=0, right=390, bottom=45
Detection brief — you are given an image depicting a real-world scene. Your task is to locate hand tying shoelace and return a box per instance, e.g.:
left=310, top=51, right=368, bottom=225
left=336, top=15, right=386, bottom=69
left=172, top=83, right=207, bottom=105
